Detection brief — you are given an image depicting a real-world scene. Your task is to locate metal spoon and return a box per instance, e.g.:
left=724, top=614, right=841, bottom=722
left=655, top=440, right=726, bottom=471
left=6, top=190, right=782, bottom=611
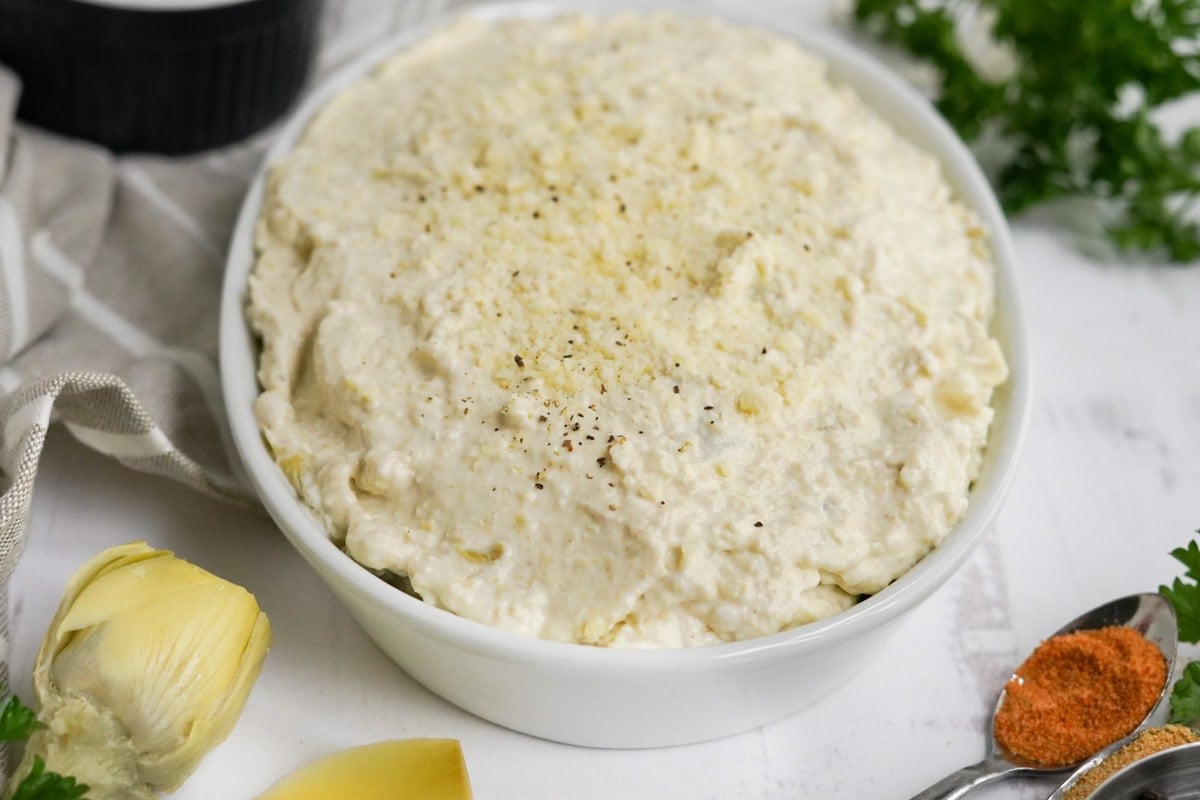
left=1079, top=739, right=1200, bottom=800
left=907, top=593, right=1178, bottom=800
left=1048, top=736, right=1200, bottom=800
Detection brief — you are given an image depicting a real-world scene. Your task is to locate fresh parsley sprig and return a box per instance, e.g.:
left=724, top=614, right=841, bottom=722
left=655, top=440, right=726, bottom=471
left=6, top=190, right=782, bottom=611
left=0, top=697, right=41, bottom=744
left=1161, top=538, right=1200, bottom=644
left=0, top=697, right=88, bottom=800
left=1167, top=661, right=1200, bottom=725
left=9, top=758, right=87, bottom=800
left=851, top=0, right=1200, bottom=263
left=1159, top=532, right=1200, bottom=723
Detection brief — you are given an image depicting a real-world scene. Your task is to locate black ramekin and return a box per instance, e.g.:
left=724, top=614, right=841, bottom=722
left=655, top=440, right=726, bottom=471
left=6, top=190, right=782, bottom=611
left=0, top=0, right=324, bottom=154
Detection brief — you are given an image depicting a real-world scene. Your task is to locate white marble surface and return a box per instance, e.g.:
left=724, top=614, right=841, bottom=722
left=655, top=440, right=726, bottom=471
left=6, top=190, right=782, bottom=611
left=9, top=1, right=1200, bottom=798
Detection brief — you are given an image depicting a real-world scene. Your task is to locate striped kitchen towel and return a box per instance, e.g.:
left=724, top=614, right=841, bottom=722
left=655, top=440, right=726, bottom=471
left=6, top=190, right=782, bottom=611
left=0, top=73, right=257, bottom=586
left=0, top=0, right=466, bottom=697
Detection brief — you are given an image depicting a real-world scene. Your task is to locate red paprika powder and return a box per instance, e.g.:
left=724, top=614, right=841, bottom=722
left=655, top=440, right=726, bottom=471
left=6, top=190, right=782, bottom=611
left=992, top=625, right=1166, bottom=767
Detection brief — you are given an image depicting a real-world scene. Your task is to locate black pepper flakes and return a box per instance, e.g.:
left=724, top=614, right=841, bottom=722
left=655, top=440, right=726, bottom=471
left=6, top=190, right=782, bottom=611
left=515, top=355, right=525, bottom=368
left=754, top=521, right=764, bottom=528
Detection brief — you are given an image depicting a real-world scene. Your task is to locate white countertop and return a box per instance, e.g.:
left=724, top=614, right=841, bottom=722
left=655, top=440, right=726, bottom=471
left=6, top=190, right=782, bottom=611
left=9, top=2, right=1200, bottom=798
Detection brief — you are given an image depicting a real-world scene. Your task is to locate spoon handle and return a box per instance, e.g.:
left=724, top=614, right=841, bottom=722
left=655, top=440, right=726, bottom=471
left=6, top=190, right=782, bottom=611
left=906, top=755, right=1022, bottom=800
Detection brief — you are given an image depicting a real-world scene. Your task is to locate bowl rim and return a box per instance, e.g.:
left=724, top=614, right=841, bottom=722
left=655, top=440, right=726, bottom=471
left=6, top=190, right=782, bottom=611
left=219, top=0, right=1033, bottom=672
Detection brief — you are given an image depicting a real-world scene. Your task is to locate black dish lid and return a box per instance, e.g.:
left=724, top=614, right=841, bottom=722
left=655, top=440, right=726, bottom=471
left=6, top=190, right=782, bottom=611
left=0, top=0, right=325, bottom=154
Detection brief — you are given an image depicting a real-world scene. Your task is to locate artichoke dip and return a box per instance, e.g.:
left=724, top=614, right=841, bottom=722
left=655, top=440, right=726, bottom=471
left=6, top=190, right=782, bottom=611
left=249, top=13, right=1009, bottom=648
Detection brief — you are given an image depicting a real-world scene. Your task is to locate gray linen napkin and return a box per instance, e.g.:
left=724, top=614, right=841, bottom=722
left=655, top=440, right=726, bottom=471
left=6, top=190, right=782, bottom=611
left=0, top=0, right=470, bottom=700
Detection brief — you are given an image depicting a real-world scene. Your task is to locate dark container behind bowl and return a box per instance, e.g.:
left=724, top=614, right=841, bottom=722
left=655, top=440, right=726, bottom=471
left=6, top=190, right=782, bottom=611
left=0, top=0, right=324, bottom=154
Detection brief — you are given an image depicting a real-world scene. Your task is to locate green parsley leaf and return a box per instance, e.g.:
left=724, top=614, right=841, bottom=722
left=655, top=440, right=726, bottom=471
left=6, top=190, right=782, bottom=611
left=1168, top=660, right=1200, bottom=724
left=0, top=696, right=42, bottom=743
left=1160, top=534, right=1200, bottom=643
left=9, top=757, right=88, bottom=800
left=1169, top=537, right=1200, bottom=583
left=1163, top=533, right=1200, bottom=724
left=851, top=0, right=1200, bottom=263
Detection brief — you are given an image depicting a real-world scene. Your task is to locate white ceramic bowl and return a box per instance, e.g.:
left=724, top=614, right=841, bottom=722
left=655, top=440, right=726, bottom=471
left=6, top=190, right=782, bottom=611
left=219, top=0, right=1032, bottom=749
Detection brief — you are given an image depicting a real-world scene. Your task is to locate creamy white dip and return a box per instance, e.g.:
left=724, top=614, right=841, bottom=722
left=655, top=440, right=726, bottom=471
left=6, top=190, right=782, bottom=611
left=249, top=13, right=1008, bottom=648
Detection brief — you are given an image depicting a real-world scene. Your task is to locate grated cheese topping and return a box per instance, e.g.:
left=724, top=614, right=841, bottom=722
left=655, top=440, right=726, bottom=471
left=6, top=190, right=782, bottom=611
left=249, top=12, right=1008, bottom=648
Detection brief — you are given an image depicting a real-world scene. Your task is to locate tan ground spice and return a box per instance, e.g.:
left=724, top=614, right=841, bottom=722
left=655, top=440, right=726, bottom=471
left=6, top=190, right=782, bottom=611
left=1062, top=724, right=1200, bottom=800
left=992, top=626, right=1167, bottom=766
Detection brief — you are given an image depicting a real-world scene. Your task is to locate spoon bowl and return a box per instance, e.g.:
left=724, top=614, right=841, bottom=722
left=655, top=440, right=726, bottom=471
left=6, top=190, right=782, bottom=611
left=908, top=593, right=1177, bottom=800
left=1083, top=739, right=1200, bottom=800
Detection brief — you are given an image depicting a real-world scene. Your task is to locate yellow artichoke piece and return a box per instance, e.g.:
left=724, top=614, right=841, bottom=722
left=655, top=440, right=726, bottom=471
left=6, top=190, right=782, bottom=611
left=253, top=739, right=473, bottom=800
left=7, top=541, right=271, bottom=800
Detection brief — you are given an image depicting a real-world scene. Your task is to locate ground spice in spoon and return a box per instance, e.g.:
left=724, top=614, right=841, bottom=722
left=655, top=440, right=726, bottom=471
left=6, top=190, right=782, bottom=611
left=1061, top=724, right=1200, bottom=800
left=992, top=625, right=1167, bottom=767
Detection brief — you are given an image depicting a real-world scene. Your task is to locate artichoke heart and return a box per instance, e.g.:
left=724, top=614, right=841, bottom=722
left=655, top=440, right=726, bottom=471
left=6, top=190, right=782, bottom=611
left=8, top=542, right=271, bottom=800
left=254, top=739, right=473, bottom=800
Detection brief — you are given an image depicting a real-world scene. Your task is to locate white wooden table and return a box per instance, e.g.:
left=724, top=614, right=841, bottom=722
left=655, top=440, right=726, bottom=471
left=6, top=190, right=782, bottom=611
left=10, top=2, right=1200, bottom=797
